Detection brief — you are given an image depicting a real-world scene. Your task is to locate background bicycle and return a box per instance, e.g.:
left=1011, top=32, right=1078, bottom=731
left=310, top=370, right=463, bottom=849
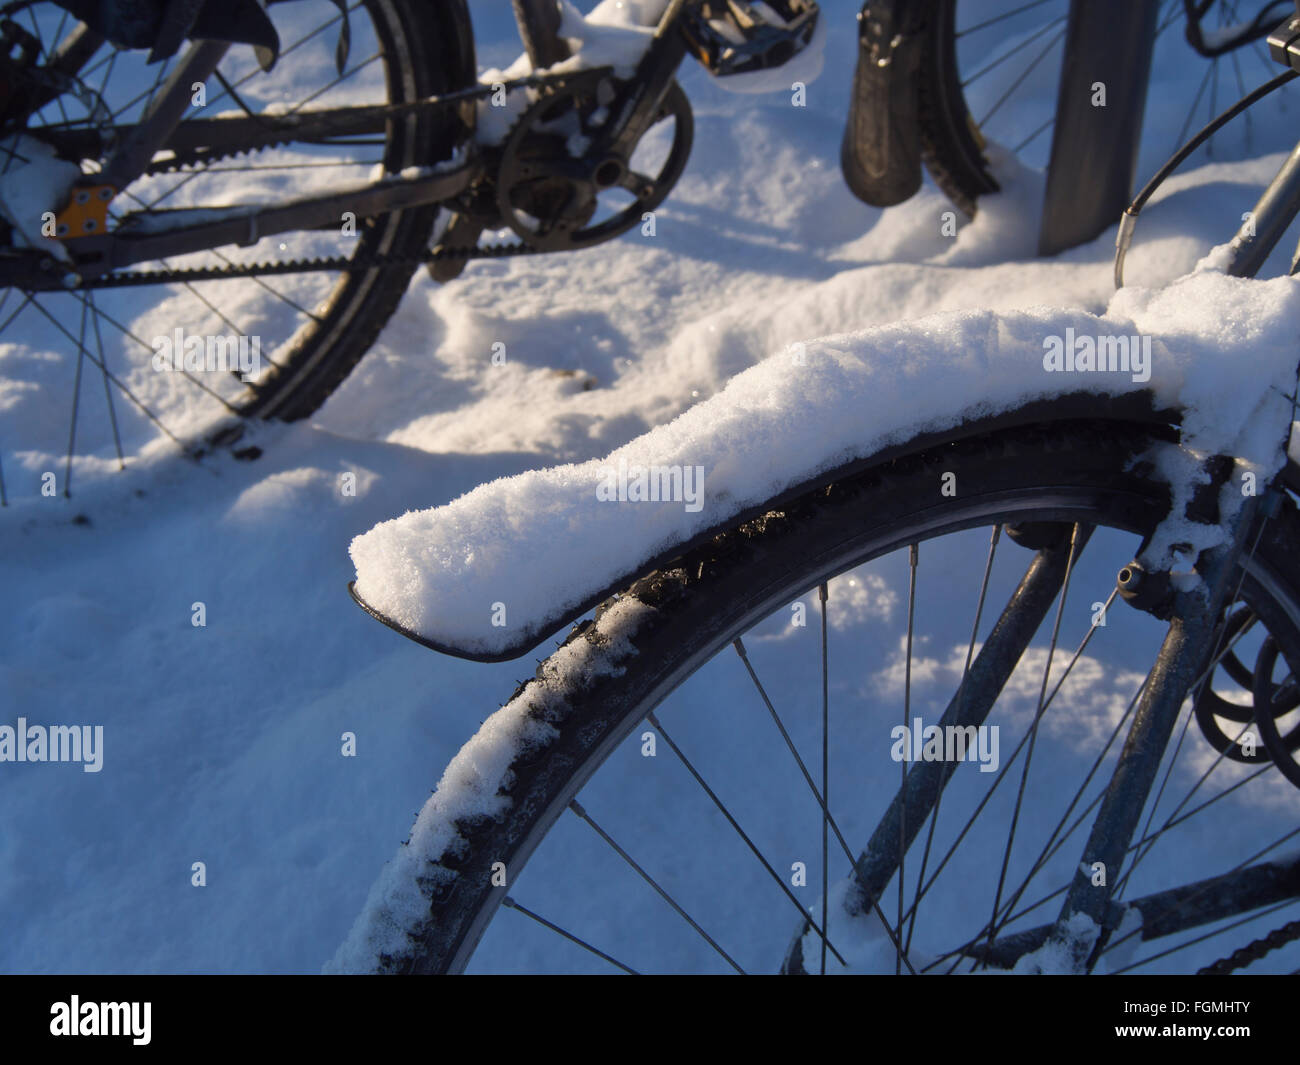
left=1, top=0, right=1293, bottom=506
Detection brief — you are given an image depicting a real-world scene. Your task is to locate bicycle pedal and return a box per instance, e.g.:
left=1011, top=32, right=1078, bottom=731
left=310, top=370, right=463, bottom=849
left=681, top=1, right=819, bottom=77
left=427, top=212, right=484, bottom=283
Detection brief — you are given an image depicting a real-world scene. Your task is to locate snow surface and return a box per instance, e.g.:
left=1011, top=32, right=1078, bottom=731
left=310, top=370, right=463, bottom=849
left=351, top=268, right=1300, bottom=658
left=3, top=0, right=1300, bottom=976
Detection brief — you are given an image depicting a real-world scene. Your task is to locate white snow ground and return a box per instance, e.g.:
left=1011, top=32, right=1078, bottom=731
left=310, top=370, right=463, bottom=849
left=2, top=0, right=1299, bottom=974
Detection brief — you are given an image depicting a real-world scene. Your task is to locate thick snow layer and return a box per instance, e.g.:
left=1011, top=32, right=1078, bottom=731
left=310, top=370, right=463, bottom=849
left=351, top=268, right=1300, bottom=658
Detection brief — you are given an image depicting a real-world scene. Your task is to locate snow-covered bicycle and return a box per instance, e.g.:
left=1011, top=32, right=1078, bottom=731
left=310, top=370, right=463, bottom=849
left=333, top=6, right=1300, bottom=974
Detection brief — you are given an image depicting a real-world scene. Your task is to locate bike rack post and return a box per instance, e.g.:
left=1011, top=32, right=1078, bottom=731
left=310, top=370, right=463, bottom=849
left=1038, top=0, right=1159, bottom=257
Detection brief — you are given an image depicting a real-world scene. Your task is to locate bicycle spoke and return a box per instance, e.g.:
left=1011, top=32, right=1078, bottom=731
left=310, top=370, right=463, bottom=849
left=1012, top=115, right=1054, bottom=153
left=1230, top=41, right=1252, bottom=150
left=897, top=547, right=917, bottom=975
left=646, top=711, right=850, bottom=969
left=74, top=294, right=238, bottom=410
left=287, top=50, right=382, bottom=114
left=107, top=52, right=171, bottom=122
left=1114, top=722, right=1275, bottom=902
left=1172, top=59, right=1216, bottom=160
left=956, top=0, right=1057, bottom=40
left=568, top=801, right=745, bottom=974
left=1127, top=763, right=1272, bottom=855
left=26, top=295, right=198, bottom=450
left=979, top=523, right=1086, bottom=965
left=1155, top=0, right=1185, bottom=39
left=819, top=580, right=830, bottom=976
left=730, top=634, right=915, bottom=972
left=731, top=637, right=858, bottom=868
left=851, top=530, right=1085, bottom=966
left=501, top=897, right=639, bottom=975
left=190, top=3, right=363, bottom=120
left=905, top=526, right=1001, bottom=957
left=30, top=6, right=73, bottom=128
left=961, top=15, right=1066, bottom=90
left=932, top=624, right=1144, bottom=973
left=62, top=296, right=90, bottom=497
left=977, top=26, right=1068, bottom=127
left=85, top=292, right=125, bottom=470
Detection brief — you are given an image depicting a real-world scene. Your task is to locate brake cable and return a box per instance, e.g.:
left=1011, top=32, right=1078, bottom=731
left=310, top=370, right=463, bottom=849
left=1114, top=67, right=1297, bottom=287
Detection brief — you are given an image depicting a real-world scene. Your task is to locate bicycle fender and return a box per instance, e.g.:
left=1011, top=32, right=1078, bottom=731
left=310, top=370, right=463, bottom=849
left=841, top=0, right=926, bottom=208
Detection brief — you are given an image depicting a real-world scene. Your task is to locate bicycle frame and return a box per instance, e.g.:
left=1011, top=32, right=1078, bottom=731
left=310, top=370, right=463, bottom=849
left=1221, top=7, right=1300, bottom=276
left=7, top=0, right=709, bottom=289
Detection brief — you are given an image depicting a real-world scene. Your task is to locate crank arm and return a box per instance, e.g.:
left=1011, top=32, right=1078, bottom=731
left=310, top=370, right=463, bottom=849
left=599, top=0, right=695, bottom=162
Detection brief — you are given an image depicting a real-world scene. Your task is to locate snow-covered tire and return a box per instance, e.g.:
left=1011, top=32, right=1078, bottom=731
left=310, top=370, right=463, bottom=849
left=335, top=405, right=1300, bottom=974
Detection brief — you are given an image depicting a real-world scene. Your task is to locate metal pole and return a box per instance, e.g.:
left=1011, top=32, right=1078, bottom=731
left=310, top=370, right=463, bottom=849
left=1038, top=1, right=1159, bottom=257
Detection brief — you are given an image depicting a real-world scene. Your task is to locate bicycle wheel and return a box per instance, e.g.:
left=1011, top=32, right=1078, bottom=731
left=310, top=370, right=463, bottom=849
left=333, top=408, right=1300, bottom=974
left=917, top=0, right=1294, bottom=218
left=0, top=0, right=473, bottom=499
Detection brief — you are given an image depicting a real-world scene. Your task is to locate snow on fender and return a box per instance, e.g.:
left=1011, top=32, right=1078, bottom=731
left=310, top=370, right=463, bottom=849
left=349, top=268, right=1300, bottom=661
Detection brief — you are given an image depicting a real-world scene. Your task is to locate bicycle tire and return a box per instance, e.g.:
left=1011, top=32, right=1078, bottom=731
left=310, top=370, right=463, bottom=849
left=917, top=0, right=1000, bottom=220
left=241, top=0, right=476, bottom=421
left=338, top=406, right=1300, bottom=973
left=3, top=0, right=476, bottom=489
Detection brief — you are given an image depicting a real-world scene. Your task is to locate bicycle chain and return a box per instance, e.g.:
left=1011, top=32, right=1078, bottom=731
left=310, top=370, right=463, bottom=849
left=78, top=237, right=538, bottom=289
left=65, top=69, right=612, bottom=287
left=141, top=68, right=606, bottom=176
left=1198, top=917, right=1300, bottom=974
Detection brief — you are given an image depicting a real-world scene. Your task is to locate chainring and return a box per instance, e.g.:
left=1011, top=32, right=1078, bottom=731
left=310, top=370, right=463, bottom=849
left=494, top=74, right=693, bottom=252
